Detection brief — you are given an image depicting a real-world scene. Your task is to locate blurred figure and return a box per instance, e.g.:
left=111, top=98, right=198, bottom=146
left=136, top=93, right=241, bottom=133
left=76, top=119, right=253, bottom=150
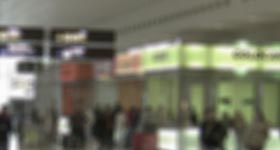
left=104, top=105, right=114, bottom=148
left=0, top=106, right=12, bottom=150
left=142, top=106, right=157, bottom=133
left=92, top=106, right=106, bottom=147
left=221, top=113, right=232, bottom=128
left=126, top=106, right=140, bottom=147
left=200, top=108, right=227, bottom=150
left=179, top=101, right=189, bottom=127
left=189, top=107, right=198, bottom=126
left=113, top=105, right=127, bottom=148
left=70, top=108, right=87, bottom=148
left=245, top=112, right=268, bottom=150
left=232, top=111, right=246, bottom=150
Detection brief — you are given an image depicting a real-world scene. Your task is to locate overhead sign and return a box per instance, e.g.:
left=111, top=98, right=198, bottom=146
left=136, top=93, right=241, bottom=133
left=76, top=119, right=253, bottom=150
left=0, top=27, right=21, bottom=42
left=0, top=26, right=44, bottom=42
left=0, top=26, right=44, bottom=57
left=55, top=30, right=88, bottom=44
left=0, top=43, right=43, bottom=57
left=50, top=28, right=115, bottom=59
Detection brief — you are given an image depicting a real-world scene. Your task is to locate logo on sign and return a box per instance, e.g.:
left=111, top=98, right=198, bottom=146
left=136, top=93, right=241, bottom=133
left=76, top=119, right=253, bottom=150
left=0, top=28, right=22, bottom=42
left=56, top=30, right=88, bottom=44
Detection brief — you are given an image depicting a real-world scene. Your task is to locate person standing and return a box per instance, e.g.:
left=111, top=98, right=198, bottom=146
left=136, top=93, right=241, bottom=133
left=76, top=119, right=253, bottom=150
left=70, top=108, right=87, bottom=149
left=0, top=106, right=12, bottom=150
left=245, top=112, right=268, bottom=150
left=113, top=105, right=127, bottom=148
left=232, top=111, right=246, bottom=150
left=200, top=108, right=227, bottom=150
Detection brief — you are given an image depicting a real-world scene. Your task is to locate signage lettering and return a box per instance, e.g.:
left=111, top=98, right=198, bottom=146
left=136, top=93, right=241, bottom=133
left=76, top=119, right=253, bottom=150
left=0, top=28, right=21, bottom=42
left=154, top=52, right=168, bottom=62
left=56, top=31, right=87, bottom=44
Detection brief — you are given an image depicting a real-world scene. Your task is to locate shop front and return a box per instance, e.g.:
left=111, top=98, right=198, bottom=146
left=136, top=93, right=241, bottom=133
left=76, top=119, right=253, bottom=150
left=115, top=51, right=144, bottom=111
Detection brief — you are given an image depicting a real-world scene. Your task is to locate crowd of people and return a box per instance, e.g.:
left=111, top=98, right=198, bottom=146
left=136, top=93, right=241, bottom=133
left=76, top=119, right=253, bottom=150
left=200, top=108, right=269, bottom=150
left=65, top=104, right=141, bottom=149
left=0, top=102, right=272, bottom=150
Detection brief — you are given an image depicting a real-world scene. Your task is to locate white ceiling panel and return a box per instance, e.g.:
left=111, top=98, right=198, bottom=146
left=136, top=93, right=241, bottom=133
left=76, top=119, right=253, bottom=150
left=0, top=0, right=280, bottom=49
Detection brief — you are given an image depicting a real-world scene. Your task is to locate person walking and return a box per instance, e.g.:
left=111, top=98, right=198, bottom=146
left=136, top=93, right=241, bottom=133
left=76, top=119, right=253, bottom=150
left=0, top=106, right=12, bottom=150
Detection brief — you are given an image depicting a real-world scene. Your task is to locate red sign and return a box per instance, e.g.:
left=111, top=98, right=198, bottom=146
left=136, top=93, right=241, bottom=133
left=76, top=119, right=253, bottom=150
left=60, top=62, right=93, bottom=82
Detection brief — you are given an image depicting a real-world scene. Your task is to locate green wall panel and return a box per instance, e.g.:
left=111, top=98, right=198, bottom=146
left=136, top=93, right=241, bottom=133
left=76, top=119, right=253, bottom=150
left=262, top=83, right=279, bottom=126
left=146, top=75, right=179, bottom=121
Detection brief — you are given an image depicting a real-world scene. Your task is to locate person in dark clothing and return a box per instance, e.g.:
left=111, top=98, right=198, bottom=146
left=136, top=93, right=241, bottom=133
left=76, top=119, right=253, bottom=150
left=70, top=109, right=87, bottom=148
left=0, top=106, right=12, bottom=150
left=200, top=108, right=227, bottom=150
left=126, top=106, right=140, bottom=147
left=104, top=106, right=114, bottom=148
left=189, top=108, right=198, bottom=126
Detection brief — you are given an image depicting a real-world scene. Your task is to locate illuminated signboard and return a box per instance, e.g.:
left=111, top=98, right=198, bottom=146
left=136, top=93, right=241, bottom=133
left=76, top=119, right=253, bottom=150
left=211, top=44, right=259, bottom=71
left=115, top=51, right=143, bottom=76
left=143, top=44, right=180, bottom=72
left=184, top=43, right=209, bottom=69
left=0, top=43, right=43, bottom=57
left=50, top=28, right=115, bottom=59
left=211, top=45, right=235, bottom=70
left=0, top=26, right=44, bottom=57
left=262, top=45, right=280, bottom=71
left=55, top=30, right=88, bottom=44
left=0, top=27, right=22, bottom=42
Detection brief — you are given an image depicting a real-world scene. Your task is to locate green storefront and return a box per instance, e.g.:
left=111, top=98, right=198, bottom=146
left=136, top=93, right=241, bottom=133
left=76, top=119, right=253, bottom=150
left=141, top=42, right=280, bottom=150
left=143, top=44, right=181, bottom=125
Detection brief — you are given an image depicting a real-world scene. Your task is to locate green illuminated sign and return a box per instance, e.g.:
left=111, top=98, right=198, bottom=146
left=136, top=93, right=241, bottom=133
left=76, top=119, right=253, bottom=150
left=183, top=44, right=209, bottom=69
left=143, top=45, right=180, bottom=71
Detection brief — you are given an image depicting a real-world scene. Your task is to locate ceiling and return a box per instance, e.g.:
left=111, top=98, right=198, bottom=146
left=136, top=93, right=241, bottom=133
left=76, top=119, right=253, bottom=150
left=0, top=0, right=280, bottom=50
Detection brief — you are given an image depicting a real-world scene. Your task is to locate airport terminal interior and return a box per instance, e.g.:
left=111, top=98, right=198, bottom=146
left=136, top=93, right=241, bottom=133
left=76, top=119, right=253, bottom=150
left=0, top=0, right=280, bottom=150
